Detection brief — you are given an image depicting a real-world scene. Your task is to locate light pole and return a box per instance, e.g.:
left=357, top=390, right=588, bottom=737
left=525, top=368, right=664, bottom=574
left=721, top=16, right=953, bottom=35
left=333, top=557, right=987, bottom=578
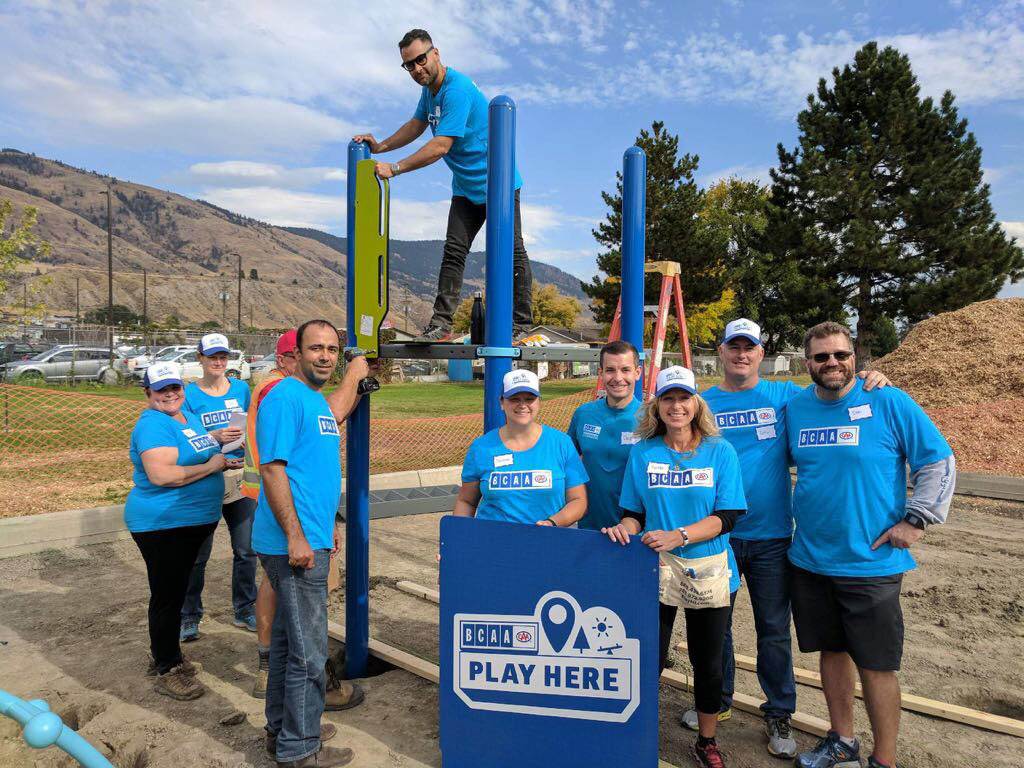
left=100, top=188, right=114, bottom=364
left=236, top=254, right=243, bottom=331
left=219, top=287, right=229, bottom=327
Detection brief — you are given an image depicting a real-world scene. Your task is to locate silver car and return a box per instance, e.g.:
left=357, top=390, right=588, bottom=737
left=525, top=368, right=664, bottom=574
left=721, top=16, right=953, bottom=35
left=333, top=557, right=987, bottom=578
left=4, top=346, right=126, bottom=384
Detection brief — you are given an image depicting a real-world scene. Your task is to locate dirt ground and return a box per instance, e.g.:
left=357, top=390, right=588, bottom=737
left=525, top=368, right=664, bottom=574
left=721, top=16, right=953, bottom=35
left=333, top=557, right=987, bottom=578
left=2, top=496, right=1023, bottom=767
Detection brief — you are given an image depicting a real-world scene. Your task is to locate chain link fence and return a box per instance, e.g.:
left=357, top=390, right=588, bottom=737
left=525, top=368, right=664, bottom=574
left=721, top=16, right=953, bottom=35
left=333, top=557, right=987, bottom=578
left=0, top=382, right=594, bottom=517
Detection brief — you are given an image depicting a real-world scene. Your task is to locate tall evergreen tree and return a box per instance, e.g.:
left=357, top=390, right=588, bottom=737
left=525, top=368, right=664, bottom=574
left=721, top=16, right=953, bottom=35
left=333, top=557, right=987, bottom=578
left=770, top=42, right=1023, bottom=360
left=584, top=122, right=724, bottom=324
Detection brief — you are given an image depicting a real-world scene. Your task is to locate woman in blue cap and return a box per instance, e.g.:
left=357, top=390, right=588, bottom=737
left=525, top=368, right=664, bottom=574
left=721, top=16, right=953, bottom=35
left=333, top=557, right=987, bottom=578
left=179, top=332, right=256, bottom=642
left=125, top=361, right=238, bottom=701
left=603, top=365, right=746, bottom=768
left=455, top=368, right=589, bottom=526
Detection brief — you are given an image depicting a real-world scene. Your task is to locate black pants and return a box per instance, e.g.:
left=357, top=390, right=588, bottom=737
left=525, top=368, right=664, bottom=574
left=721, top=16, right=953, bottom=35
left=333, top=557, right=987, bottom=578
left=132, top=521, right=218, bottom=674
left=659, top=601, right=733, bottom=715
left=430, top=190, right=533, bottom=329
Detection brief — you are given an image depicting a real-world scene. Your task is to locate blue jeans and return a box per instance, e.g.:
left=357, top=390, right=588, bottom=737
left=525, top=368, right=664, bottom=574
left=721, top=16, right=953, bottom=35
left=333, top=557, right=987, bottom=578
left=181, top=497, right=257, bottom=623
left=726, top=536, right=797, bottom=718
left=259, top=551, right=330, bottom=762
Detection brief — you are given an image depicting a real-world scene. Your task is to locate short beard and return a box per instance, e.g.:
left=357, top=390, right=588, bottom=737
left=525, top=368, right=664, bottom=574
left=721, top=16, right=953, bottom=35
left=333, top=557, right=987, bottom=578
left=810, top=365, right=853, bottom=391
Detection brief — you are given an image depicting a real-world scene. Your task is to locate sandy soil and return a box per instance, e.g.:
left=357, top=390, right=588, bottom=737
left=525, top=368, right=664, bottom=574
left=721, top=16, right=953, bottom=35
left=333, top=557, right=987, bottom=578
left=2, top=496, right=1023, bottom=767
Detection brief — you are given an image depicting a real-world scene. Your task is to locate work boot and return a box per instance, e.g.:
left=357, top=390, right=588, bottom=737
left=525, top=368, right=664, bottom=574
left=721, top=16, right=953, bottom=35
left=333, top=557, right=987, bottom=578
left=253, top=651, right=269, bottom=698
left=147, top=657, right=201, bottom=677
left=324, top=681, right=365, bottom=711
left=266, top=722, right=337, bottom=758
left=154, top=665, right=205, bottom=701
left=276, top=746, right=354, bottom=767
left=764, top=716, right=797, bottom=759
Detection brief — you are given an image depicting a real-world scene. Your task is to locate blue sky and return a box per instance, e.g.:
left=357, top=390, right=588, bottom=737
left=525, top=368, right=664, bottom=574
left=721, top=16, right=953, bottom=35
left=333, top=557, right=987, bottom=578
left=1, top=0, right=1022, bottom=297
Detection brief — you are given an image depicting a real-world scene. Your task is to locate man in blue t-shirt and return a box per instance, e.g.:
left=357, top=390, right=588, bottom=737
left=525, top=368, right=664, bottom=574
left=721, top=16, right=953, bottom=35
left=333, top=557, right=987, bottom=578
left=787, top=321, right=955, bottom=768
left=254, top=319, right=370, bottom=768
left=353, top=28, right=533, bottom=342
left=567, top=340, right=643, bottom=531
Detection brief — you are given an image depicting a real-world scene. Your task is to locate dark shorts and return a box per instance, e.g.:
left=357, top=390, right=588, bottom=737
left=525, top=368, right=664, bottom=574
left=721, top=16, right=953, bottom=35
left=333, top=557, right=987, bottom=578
left=790, top=564, right=904, bottom=671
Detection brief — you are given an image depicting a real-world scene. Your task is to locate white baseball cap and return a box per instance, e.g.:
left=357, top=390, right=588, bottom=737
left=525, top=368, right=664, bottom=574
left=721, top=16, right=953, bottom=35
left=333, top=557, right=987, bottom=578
left=198, top=332, right=230, bottom=355
left=655, top=366, right=697, bottom=397
left=502, top=369, right=541, bottom=397
left=143, top=361, right=183, bottom=391
left=722, top=318, right=762, bottom=346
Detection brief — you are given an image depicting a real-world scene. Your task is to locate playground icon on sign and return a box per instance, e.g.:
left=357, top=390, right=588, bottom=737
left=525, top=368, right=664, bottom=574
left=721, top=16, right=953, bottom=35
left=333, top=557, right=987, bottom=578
left=453, top=591, right=641, bottom=722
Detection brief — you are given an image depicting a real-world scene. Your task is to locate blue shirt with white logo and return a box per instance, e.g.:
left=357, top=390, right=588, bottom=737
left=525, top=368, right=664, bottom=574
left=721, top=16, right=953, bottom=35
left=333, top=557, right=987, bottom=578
left=184, top=379, right=251, bottom=460
left=785, top=380, right=952, bottom=577
left=125, top=408, right=223, bottom=532
left=462, top=426, right=588, bottom=525
left=414, top=67, right=523, bottom=204
left=567, top=397, right=643, bottom=531
left=252, top=377, right=341, bottom=554
left=702, top=380, right=802, bottom=541
left=619, top=436, right=746, bottom=591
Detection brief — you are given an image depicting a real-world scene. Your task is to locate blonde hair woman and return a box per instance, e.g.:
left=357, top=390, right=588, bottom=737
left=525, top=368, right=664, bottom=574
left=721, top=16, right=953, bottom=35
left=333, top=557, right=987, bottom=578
left=603, top=366, right=746, bottom=768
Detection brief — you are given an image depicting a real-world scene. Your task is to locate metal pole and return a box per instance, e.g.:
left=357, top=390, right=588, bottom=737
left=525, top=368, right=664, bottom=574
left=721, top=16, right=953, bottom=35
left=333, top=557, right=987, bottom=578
left=22, top=283, right=27, bottom=338
left=142, top=269, right=147, bottom=326
left=104, top=189, right=113, bottom=364
left=344, top=139, right=371, bottom=680
left=237, top=255, right=243, bottom=330
left=75, top=277, right=80, bottom=323
left=621, top=146, right=647, bottom=399
left=484, top=95, right=516, bottom=432
left=219, top=287, right=228, bottom=326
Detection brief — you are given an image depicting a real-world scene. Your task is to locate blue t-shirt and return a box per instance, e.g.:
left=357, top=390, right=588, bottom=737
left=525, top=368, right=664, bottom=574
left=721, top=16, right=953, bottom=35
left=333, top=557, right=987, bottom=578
left=252, top=377, right=341, bottom=555
left=184, top=379, right=251, bottom=460
left=414, top=67, right=523, bottom=204
left=619, top=436, right=746, bottom=592
left=462, top=426, right=588, bottom=525
left=567, top=397, right=643, bottom=531
left=124, top=408, right=223, bottom=532
left=703, top=380, right=802, bottom=541
left=785, top=380, right=952, bottom=577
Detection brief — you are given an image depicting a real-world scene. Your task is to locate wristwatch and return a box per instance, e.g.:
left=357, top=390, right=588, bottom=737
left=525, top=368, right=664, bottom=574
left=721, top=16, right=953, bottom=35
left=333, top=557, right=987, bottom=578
left=903, top=512, right=927, bottom=530
left=676, top=527, right=690, bottom=546
left=390, top=163, right=401, bottom=176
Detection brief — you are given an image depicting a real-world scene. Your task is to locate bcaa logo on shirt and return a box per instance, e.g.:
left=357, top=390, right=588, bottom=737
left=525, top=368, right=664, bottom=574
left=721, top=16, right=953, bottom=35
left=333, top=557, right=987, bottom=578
left=582, top=424, right=601, bottom=439
left=489, top=470, right=553, bottom=490
left=187, top=434, right=218, bottom=453
left=797, top=426, right=859, bottom=447
left=715, top=408, right=777, bottom=429
left=201, top=409, right=232, bottom=429
left=647, top=467, right=714, bottom=489
left=318, top=415, right=339, bottom=436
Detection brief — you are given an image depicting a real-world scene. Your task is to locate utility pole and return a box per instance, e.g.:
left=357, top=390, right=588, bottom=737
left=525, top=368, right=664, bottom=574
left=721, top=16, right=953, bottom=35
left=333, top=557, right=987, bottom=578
left=237, top=254, right=243, bottom=331
left=142, top=269, right=148, bottom=326
left=22, top=283, right=27, bottom=338
left=100, top=188, right=114, bottom=364
left=219, top=287, right=229, bottom=327
left=75, top=277, right=80, bottom=323
left=402, top=284, right=411, bottom=332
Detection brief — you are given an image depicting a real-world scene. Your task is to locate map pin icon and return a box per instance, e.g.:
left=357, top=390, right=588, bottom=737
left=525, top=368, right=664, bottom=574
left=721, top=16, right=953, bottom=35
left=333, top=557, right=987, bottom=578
left=540, top=596, right=575, bottom=654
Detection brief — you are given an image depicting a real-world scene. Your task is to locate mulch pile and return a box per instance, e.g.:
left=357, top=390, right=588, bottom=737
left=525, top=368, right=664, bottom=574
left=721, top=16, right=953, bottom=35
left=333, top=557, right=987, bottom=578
left=874, top=298, right=1024, bottom=476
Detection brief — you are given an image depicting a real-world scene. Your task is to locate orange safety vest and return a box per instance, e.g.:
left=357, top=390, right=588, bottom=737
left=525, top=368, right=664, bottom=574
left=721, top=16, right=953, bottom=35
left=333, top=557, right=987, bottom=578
left=241, top=369, right=286, bottom=500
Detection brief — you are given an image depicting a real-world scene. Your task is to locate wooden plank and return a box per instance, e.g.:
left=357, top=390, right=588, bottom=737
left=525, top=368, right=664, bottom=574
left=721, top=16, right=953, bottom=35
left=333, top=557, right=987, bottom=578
left=326, top=621, right=440, bottom=684
left=395, top=580, right=440, bottom=603
left=660, top=669, right=829, bottom=738
left=679, top=642, right=1024, bottom=739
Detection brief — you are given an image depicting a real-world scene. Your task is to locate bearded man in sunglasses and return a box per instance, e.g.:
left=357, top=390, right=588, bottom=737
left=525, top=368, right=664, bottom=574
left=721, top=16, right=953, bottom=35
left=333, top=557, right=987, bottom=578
left=785, top=321, right=955, bottom=768
left=353, top=28, right=534, bottom=343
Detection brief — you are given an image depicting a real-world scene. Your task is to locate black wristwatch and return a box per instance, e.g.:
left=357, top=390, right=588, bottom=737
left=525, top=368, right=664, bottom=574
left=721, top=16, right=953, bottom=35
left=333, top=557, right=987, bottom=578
left=903, top=512, right=927, bottom=530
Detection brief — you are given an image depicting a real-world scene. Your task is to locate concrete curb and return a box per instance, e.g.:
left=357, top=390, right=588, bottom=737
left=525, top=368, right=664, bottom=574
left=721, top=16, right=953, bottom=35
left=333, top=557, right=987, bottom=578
left=0, top=465, right=464, bottom=560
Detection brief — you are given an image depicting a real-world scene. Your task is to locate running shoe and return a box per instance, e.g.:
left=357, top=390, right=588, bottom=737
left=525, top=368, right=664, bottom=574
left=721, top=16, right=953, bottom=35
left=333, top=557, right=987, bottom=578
left=764, top=716, right=797, bottom=759
left=680, top=707, right=732, bottom=730
left=233, top=613, right=258, bottom=632
left=795, top=730, right=860, bottom=768
left=691, top=738, right=727, bottom=768
left=180, top=620, right=200, bottom=642
left=415, top=325, right=454, bottom=342
left=867, top=757, right=903, bottom=768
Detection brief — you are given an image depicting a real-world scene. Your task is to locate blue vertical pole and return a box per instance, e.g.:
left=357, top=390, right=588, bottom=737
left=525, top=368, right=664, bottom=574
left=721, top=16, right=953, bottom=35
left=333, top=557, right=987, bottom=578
left=621, top=147, right=646, bottom=399
left=345, top=140, right=370, bottom=679
left=484, top=96, right=516, bottom=432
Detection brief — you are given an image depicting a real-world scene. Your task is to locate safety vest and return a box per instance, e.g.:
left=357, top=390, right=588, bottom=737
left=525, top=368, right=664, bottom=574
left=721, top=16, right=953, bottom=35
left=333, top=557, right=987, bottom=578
left=241, top=369, right=286, bottom=500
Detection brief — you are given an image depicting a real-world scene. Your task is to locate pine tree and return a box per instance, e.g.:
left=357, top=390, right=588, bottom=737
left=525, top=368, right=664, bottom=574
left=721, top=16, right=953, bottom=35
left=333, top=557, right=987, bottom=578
left=584, top=122, right=724, bottom=324
left=770, top=42, right=1023, bottom=360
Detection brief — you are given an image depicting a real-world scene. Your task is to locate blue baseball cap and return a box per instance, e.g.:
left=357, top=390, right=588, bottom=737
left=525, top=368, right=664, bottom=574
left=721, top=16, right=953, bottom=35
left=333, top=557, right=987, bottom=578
left=143, top=361, right=183, bottom=391
left=722, top=318, right=762, bottom=346
left=198, top=332, right=230, bottom=355
left=655, top=366, right=697, bottom=397
left=502, top=369, right=541, bottom=397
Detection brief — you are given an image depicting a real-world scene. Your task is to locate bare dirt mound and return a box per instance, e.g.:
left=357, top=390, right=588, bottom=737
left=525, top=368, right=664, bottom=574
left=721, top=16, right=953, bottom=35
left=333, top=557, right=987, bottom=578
left=875, top=298, right=1024, bottom=410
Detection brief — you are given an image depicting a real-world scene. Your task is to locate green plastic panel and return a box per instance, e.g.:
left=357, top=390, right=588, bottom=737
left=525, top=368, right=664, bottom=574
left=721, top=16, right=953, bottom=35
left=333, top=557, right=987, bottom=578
left=353, top=158, right=390, bottom=357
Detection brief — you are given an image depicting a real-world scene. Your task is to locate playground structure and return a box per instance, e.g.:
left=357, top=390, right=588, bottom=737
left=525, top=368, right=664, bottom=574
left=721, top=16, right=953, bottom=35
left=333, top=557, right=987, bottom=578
left=0, top=690, right=114, bottom=767
left=342, top=95, right=648, bottom=679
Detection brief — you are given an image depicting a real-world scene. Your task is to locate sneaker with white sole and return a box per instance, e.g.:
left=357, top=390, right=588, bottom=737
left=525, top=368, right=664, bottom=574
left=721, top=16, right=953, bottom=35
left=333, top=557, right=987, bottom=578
left=233, top=613, right=258, bottom=632
left=795, top=730, right=860, bottom=768
left=415, top=325, right=453, bottom=342
left=180, top=620, right=200, bottom=642
left=680, top=707, right=732, bottom=731
left=764, top=716, right=797, bottom=759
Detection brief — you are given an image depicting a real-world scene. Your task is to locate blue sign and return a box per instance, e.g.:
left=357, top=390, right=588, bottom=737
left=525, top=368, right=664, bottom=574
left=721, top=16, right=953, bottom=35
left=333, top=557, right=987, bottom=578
left=440, top=516, right=659, bottom=768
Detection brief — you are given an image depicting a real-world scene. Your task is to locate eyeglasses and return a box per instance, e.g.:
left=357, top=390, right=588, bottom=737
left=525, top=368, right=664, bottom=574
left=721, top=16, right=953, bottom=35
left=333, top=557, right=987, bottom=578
left=811, top=351, right=853, bottom=363
left=400, top=46, right=434, bottom=71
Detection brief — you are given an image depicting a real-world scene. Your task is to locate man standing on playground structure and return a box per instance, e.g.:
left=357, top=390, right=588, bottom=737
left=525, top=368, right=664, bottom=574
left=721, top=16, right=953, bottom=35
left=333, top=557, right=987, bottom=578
left=353, top=28, right=534, bottom=342
left=786, top=321, right=955, bottom=768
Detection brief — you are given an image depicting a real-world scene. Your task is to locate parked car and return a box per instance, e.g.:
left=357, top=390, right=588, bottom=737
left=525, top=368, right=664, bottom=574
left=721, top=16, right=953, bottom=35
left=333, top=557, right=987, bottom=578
left=128, top=344, right=192, bottom=373
left=4, top=346, right=127, bottom=384
left=249, top=352, right=277, bottom=377
left=0, top=341, right=48, bottom=365
left=134, top=347, right=250, bottom=381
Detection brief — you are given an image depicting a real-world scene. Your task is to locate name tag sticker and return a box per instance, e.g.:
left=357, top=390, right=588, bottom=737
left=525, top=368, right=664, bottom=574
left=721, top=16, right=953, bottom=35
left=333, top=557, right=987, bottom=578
left=182, top=428, right=197, bottom=437
left=848, top=404, right=873, bottom=421
left=224, top=398, right=239, bottom=409
left=755, top=424, right=777, bottom=441
left=621, top=431, right=640, bottom=445
left=647, top=462, right=669, bottom=474
left=494, top=453, right=514, bottom=468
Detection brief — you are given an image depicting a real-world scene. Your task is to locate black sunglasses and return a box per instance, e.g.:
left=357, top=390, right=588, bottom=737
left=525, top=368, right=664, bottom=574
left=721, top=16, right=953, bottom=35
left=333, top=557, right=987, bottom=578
left=811, top=351, right=853, bottom=363
left=400, top=46, right=434, bottom=71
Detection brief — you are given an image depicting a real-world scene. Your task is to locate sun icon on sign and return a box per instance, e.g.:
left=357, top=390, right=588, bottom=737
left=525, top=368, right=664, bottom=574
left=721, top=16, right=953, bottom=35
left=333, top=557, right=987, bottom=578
left=592, top=617, right=613, bottom=638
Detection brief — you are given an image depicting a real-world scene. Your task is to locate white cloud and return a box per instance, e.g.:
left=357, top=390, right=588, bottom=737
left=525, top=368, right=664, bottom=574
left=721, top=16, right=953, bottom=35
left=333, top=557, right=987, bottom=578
left=1001, top=220, right=1024, bottom=242
left=200, top=187, right=344, bottom=230
left=700, top=164, right=774, bottom=188
left=184, top=162, right=345, bottom=189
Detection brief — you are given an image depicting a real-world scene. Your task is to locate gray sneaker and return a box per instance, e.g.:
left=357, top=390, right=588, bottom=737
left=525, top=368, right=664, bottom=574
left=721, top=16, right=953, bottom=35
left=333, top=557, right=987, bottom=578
left=415, top=325, right=453, bottom=342
left=680, top=707, right=732, bottom=730
left=795, top=730, right=860, bottom=768
left=765, top=716, right=797, bottom=759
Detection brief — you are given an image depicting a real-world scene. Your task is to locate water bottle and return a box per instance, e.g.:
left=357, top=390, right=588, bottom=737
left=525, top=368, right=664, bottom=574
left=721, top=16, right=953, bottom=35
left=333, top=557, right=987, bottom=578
left=470, top=291, right=484, bottom=345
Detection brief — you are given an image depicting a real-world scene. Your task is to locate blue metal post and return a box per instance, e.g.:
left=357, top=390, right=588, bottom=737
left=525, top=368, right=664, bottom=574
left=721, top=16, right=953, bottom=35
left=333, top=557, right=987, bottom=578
left=621, top=147, right=647, bottom=399
left=484, top=96, right=516, bottom=432
left=345, top=140, right=371, bottom=679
